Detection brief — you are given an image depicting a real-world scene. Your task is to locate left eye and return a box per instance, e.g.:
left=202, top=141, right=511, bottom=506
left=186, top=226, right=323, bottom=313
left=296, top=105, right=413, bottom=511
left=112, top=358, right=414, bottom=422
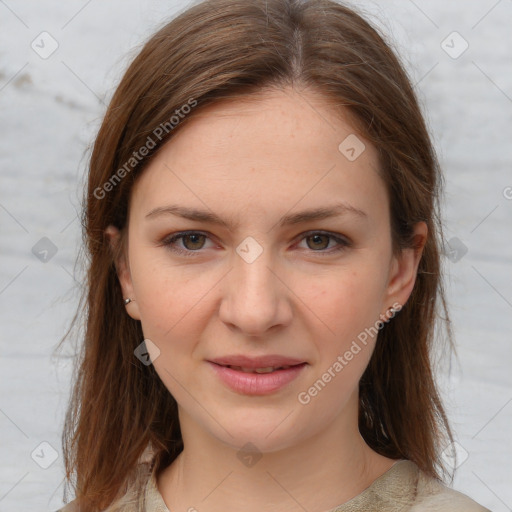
left=161, top=230, right=350, bottom=256
left=297, top=232, right=349, bottom=252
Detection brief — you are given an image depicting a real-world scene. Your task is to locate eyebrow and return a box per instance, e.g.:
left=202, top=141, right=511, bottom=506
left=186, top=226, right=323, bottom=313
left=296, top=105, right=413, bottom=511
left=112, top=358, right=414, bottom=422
left=145, top=202, right=368, bottom=229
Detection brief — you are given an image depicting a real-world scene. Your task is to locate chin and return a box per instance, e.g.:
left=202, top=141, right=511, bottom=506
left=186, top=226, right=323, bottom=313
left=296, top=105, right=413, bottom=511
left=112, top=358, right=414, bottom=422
left=201, top=404, right=306, bottom=452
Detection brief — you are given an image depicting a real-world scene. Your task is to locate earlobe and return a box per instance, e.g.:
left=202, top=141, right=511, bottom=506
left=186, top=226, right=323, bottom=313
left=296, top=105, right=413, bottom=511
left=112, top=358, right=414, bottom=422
left=104, top=225, right=141, bottom=321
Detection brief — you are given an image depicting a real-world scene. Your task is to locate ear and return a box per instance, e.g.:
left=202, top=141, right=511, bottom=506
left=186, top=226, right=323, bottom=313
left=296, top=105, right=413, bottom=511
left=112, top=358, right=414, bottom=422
left=382, top=221, right=428, bottom=311
left=105, top=225, right=141, bottom=321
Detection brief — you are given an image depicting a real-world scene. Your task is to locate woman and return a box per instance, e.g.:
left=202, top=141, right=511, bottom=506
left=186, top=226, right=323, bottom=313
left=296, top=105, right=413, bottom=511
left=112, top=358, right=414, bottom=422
left=59, top=0, right=491, bottom=510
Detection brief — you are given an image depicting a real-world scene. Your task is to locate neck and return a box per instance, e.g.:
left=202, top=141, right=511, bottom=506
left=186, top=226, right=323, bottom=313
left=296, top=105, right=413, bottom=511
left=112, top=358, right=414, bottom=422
left=157, top=395, right=396, bottom=512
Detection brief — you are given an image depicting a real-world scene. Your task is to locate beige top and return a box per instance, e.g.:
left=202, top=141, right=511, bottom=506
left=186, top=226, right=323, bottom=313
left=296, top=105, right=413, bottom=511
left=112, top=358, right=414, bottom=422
left=58, top=459, right=491, bottom=511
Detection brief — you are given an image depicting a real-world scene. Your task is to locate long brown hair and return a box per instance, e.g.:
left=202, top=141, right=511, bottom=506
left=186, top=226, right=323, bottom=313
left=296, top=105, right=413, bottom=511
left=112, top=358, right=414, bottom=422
left=61, top=0, right=454, bottom=509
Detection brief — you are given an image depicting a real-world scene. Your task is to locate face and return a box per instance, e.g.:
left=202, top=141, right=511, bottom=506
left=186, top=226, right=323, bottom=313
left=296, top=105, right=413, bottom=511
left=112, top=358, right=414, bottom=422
left=109, top=87, right=426, bottom=453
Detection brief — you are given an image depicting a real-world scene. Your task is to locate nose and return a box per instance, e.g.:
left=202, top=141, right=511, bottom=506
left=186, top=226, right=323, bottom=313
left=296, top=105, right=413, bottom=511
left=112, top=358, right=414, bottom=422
left=218, top=243, right=293, bottom=338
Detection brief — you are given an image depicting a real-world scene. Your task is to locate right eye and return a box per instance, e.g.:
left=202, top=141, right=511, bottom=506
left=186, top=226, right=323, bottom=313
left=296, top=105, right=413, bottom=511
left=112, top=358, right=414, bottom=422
left=161, top=231, right=214, bottom=256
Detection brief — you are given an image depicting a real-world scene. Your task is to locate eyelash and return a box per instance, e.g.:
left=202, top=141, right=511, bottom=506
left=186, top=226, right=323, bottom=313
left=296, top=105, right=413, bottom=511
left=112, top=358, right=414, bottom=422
left=160, top=230, right=351, bottom=257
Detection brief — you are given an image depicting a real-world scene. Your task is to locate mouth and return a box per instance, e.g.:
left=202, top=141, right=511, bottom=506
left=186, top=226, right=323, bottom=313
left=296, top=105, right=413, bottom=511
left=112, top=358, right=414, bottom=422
left=207, top=360, right=308, bottom=395
left=209, top=354, right=306, bottom=369
left=220, top=364, right=300, bottom=374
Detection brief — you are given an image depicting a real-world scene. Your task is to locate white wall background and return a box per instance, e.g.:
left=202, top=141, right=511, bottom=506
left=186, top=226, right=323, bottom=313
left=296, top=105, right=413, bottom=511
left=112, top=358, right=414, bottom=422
left=0, top=0, right=511, bottom=510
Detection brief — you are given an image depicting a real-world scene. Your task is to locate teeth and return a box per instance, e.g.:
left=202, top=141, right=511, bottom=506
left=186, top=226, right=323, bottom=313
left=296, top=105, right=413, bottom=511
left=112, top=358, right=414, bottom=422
left=228, top=365, right=291, bottom=373
left=254, top=367, right=277, bottom=374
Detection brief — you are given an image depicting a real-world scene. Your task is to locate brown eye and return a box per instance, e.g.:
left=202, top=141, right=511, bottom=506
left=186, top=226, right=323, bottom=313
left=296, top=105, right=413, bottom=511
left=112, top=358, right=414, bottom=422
left=297, top=231, right=351, bottom=255
left=306, top=234, right=330, bottom=250
left=162, top=231, right=213, bottom=256
left=181, top=233, right=207, bottom=250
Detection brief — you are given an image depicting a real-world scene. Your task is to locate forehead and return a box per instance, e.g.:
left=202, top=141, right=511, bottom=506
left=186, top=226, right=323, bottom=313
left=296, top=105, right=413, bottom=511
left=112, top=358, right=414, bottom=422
left=130, top=86, right=388, bottom=226
left=167, top=87, right=370, bottom=161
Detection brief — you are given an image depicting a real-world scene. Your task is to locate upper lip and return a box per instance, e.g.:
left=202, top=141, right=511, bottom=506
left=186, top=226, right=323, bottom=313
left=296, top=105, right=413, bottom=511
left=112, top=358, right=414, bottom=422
left=208, top=355, right=306, bottom=369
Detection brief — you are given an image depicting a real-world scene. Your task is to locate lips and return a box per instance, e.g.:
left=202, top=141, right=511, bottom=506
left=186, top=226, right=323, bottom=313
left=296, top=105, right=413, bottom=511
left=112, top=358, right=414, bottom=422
left=207, top=355, right=307, bottom=395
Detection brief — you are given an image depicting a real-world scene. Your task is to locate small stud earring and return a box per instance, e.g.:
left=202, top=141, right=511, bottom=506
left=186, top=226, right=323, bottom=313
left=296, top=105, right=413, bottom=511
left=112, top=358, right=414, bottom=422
left=124, top=298, right=135, bottom=305
left=387, top=305, right=402, bottom=318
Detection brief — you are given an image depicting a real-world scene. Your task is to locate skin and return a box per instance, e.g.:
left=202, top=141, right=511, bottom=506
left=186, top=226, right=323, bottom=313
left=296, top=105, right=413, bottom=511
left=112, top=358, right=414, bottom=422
left=107, top=86, right=427, bottom=512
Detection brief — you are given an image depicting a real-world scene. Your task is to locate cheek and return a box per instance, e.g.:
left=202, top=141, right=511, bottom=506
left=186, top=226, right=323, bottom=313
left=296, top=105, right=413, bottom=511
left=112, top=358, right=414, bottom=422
left=128, top=246, right=201, bottom=341
left=295, top=271, right=382, bottom=417
left=305, top=267, right=384, bottom=344
left=129, top=252, right=209, bottom=398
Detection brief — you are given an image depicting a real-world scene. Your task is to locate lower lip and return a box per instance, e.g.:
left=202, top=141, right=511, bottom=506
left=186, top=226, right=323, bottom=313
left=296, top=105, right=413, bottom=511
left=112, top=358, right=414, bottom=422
left=208, top=362, right=307, bottom=395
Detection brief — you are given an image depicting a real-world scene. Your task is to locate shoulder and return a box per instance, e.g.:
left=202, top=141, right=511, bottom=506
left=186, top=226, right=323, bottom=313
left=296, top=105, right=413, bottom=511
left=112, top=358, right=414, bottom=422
left=56, top=461, right=155, bottom=512
left=55, top=505, right=75, bottom=512
left=55, top=503, right=78, bottom=512
left=411, top=468, right=491, bottom=512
